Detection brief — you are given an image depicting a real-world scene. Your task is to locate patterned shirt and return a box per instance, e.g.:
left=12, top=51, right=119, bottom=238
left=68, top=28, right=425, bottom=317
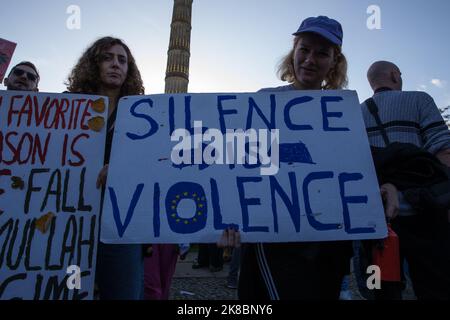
left=361, top=90, right=450, bottom=154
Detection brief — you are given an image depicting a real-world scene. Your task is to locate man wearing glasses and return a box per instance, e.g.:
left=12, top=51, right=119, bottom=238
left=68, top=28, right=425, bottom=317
left=3, top=61, right=40, bottom=91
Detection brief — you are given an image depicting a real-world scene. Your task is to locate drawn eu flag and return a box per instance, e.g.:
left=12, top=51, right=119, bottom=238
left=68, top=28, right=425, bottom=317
left=279, top=141, right=315, bottom=165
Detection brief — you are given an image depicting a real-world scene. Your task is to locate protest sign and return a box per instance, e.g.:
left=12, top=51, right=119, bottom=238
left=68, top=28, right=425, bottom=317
left=0, top=91, right=107, bottom=300
left=0, top=39, right=17, bottom=83
left=101, top=91, right=387, bottom=243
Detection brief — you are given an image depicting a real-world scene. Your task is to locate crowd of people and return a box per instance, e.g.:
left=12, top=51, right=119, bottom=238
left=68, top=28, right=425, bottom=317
left=2, top=14, right=449, bottom=301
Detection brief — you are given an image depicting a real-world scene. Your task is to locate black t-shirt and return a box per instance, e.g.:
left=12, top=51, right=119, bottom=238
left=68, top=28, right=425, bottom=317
left=104, top=106, right=118, bottom=165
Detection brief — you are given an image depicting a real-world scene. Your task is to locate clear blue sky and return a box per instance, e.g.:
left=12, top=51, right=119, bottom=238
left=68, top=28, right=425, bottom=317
left=1, top=0, right=449, bottom=110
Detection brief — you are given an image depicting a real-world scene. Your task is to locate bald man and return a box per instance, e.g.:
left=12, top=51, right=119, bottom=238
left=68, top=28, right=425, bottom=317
left=364, top=61, right=449, bottom=164
left=361, top=61, right=450, bottom=300
left=367, top=60, right=403, bottom=91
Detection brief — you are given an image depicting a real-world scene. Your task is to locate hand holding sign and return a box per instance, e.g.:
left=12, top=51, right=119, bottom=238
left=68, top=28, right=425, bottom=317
left=96, top=164, right=109, bottom=189
left=380, top=183, right=399, bottom=221
left=217, top=227, right=241, bottom=248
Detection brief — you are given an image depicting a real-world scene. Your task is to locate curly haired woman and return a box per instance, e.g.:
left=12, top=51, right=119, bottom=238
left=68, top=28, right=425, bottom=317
left=67, top=36, right=145, bottom=300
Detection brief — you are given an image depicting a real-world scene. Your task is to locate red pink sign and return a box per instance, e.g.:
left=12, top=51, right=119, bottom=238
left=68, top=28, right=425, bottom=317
left=0, top=38, right=17, bottom=83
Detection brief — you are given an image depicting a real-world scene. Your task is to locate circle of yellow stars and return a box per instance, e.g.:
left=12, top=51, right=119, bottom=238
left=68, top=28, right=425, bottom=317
left=170, top=192, right=206, bottom=225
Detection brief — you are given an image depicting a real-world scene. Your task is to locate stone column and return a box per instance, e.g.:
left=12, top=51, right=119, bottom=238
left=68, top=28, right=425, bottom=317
left=165, top=0, right=193, bottom=94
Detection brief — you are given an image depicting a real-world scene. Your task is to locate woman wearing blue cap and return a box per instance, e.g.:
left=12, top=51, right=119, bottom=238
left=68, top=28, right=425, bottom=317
left=218, top=15, right=399, bottom=300
left=265, top=15, right=347, bottom=92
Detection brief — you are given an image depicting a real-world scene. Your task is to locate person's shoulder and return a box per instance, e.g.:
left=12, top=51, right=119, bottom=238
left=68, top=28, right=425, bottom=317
left=359, top=96, right=376, bottom=109
left=400, top=90, right=432, bottom=98
left=374, top=90, right=434, bottom=103
left=401, top=91, right=437, bottom=108
left=258, top=84, right=295, bottom=92
left=385, top=90, right=432, bottom=100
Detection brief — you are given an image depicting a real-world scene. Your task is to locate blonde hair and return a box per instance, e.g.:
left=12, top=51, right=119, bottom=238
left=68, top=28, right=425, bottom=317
left=277, top=36, right=348, bottom=89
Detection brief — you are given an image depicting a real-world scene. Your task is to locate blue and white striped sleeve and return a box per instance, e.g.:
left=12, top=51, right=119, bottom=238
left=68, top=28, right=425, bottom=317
left=418, top=93, right=450, bottom=154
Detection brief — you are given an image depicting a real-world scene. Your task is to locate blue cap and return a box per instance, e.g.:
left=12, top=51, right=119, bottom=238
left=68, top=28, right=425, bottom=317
left=293, top=16, right=343, bottom=46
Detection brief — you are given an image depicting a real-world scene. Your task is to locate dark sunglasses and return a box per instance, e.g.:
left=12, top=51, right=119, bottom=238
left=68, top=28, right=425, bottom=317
left=12, top=68, right=38, bottom=82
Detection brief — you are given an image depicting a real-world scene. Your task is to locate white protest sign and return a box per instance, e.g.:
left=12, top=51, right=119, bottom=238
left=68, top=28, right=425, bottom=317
left=101, top=91, right=387, bottom=243
left=0, top=91, right=107, bottom=300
